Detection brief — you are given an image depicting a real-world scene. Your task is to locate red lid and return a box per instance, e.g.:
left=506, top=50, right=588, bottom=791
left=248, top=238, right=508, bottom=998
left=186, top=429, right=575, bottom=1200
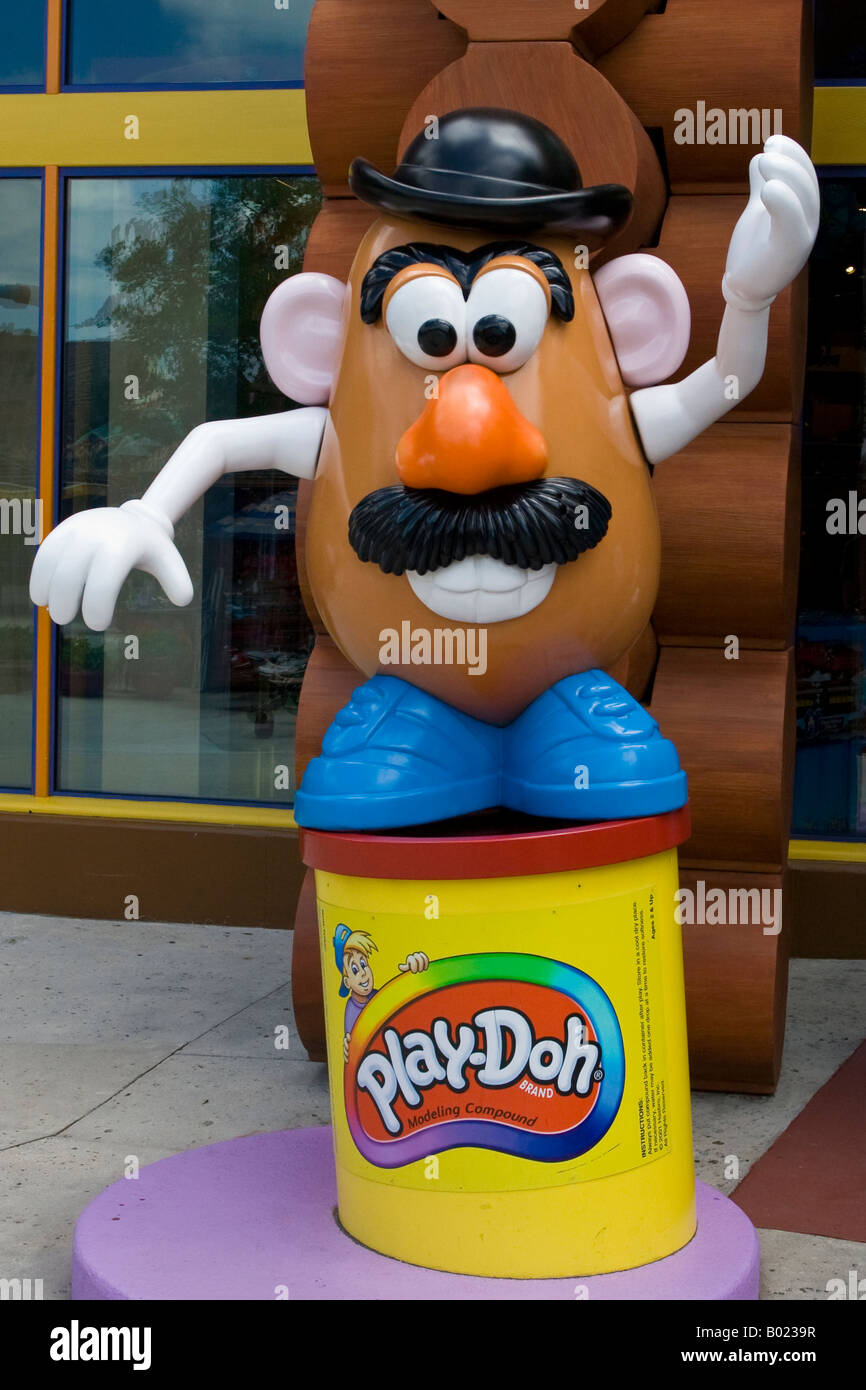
left=300, top=805, right=690, bottom=881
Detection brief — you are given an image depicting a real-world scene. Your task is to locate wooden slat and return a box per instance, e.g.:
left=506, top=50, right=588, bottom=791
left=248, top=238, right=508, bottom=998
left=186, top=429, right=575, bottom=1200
left=599, top=0, right=812, bottom=192
left=294, top=636, right=362, bottom=789
left=304, top=0, right=467, bottom=196
left=650, top=197, right=808, bottom=422
left=650, top=647, right=795, bottom=871
left=652, top=424, right=800, bottom=648
left=0, top=813, right=303, bottom=928
left=789, top=861, right=866, bottom=959
left=681, top=867, right=789, bottom=1093
left=576, top=0, right=660, bottom=58
left=293, top=479, right=324, bottom=636
left=291, top=870, right=327, bottom=1064
left=303, top=199, right=378, bottom=282
left=398, top=41, right=667, bottom=258
left=296, top=200, right=379, bottom=637
left=433, top=0, right=584, bottom=41
left=610, top=620, right=658, bottom=703
left=434, top=0, right=653, bottom=49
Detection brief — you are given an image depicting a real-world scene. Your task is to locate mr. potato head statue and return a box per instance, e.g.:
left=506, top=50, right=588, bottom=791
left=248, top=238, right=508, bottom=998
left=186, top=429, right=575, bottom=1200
left=31, top=110, right=819, bottom=832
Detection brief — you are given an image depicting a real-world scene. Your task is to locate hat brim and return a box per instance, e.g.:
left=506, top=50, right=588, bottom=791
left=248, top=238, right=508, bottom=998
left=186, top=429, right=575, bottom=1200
left=349, top=158, right=632, bottom=242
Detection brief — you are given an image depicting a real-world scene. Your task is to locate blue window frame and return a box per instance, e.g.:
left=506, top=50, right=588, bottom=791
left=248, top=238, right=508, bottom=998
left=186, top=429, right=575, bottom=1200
left=0, top=172, right=43, bottom=791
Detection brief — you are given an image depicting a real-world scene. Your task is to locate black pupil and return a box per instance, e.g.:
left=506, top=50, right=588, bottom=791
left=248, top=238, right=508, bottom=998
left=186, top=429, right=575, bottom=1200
left=473, top=314, right=516, bottom=357
left=417, top=318, right=457, bottom=357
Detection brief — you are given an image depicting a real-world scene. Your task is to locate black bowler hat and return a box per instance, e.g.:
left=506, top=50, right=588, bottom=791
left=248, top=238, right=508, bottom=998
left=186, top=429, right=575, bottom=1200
left=348, top=107, right=633, bottom=241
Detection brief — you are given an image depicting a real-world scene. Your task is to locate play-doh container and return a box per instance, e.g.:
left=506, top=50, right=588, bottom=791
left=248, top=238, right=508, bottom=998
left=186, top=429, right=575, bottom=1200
left=301, top=806, right=695, bottom=1278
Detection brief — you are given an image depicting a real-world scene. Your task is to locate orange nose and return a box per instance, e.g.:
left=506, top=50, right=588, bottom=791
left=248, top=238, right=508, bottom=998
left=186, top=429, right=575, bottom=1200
left=396, top=364, right=548, bottom=494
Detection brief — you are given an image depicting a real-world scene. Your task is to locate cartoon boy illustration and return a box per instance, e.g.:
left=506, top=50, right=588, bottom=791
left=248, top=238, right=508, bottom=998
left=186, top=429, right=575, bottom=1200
left=333, top=924, right=429, bottom=1062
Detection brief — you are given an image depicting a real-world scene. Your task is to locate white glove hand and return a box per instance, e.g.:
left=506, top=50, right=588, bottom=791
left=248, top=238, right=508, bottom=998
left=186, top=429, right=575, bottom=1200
left=723, top=135, right=819, bottom=311
left=29, top=499, right=193, bottom=631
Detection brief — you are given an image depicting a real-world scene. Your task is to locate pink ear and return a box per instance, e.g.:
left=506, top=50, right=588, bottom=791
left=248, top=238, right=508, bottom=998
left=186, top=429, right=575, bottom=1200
left=592, top=254, right=691, bottom=387
left=260, top=272, right=347, bottom=405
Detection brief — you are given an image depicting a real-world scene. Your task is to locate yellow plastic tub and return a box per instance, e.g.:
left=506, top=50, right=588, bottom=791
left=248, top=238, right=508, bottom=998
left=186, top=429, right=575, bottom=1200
left=302, top=807, right=695, bottom=1278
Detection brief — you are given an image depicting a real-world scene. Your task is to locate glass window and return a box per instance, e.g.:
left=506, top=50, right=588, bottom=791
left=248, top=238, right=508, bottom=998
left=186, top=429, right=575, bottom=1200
left=794, top=175, right=866, bottom=837
left=813, top=0, right=866, bottom=82
left=0, top=1, right=46, bottom=88
left=66, top=0, right=315, bottom=87
left=0, top=178, right=41, bottom=790
left=57, top=173, right=321, bottom=804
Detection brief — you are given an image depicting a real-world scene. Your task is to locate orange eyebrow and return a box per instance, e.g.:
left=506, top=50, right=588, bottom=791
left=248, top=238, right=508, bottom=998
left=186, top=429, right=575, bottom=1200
left=470, top=255, right=552, bottom=311
left=382, top=262, right=462, bottom=316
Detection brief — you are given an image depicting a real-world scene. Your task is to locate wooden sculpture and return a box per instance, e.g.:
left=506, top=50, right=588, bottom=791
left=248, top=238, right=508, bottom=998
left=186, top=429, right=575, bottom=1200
left=292, top=0, right=812, bottom=1092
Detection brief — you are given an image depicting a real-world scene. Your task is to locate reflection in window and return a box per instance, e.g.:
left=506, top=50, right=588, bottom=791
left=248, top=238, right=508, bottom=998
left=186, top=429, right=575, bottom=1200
left=0, top=179, right=41, bottom=789
left=794, top=177, right=866, bottom=837
left=57, top=174, right=321, bottom=803
left=0, top=2, right=46, bottom=88
left=813, top=0, right=866, bottom=82
left=66, top=0, right=315, bottom=87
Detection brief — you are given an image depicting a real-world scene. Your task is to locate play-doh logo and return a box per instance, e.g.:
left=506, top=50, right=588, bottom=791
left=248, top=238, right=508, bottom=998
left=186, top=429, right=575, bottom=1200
left=344, top=952, right=624, bottom=1168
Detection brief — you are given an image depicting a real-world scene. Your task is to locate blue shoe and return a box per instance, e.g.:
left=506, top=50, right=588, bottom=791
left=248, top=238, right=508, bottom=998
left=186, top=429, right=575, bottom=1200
left=294, top=675, right=502, bottom=831
left=503, top=671, right=687, bottom=820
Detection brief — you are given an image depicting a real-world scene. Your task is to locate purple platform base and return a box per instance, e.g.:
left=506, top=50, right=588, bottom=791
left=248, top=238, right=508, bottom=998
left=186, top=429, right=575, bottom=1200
left=72, top=1127, right=759, bottom=1300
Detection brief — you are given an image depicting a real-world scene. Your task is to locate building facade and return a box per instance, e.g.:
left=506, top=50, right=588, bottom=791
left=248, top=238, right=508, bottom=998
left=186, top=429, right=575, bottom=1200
left=0, top=1, right=863, bottom=937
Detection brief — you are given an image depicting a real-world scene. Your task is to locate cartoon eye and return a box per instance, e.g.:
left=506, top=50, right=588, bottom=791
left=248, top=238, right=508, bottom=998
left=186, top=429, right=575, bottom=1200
left=385, top=274, right=467, bottom=371
left=351, top=962, right=359, bottom=975
left=466, top=267, right=549, bottom=373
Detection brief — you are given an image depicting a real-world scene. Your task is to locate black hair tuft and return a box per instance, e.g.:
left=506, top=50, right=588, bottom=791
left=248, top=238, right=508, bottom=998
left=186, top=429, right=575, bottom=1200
left=360, top=240, right=575, bottom=325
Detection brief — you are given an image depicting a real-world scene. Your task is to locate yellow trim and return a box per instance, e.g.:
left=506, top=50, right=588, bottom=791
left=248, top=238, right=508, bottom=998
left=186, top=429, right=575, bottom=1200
left=789, top=839, right=866, bottom=865
left=0, top=88, right=857, bottom=171
left=0, top=90, right=312, bottom=167
left=34, top=166, right=59, bottom=798
left=0, top=793, right=296, bottom=829
left=812, top=87, right=866, bottom=166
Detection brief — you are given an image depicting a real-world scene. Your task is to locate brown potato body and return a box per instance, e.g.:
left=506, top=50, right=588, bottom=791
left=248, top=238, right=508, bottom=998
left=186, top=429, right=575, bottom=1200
left=305, top=216, right=660, bottom=724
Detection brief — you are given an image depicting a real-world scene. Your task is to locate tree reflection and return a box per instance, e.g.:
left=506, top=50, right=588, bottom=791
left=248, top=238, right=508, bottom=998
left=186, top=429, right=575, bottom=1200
left=65, top=175, right=322, bottom=509
left=58, top=175, right=321, bottom=800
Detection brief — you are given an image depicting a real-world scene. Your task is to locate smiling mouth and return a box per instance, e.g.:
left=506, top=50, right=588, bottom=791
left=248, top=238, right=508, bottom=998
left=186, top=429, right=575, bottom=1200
left=407, top=555, right=556, bottom=624
left=348, top=476, right=611, bottom=626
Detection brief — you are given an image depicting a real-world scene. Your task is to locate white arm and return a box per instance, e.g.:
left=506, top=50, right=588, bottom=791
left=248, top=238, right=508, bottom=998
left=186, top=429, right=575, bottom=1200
left=630, top=136, right=819, bottom=465
left=30, top=407, right=326, bottom=630
left=629, top=301, right=770, bottom=464
left=141, top=407, right=326, bottom=524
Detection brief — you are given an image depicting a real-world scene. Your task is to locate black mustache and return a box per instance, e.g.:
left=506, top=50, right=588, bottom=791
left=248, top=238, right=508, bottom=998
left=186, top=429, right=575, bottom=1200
left=348, top=477, right=612, bottom=577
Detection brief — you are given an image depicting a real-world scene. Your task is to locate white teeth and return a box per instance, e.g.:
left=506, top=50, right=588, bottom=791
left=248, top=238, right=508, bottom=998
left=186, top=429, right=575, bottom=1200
left=407, top=558, right=556, bottom=624
left=428, top=555, right=526, bottom=594
left=476, top=556, right=526, bottom=592
left=434, top=556, right=482, bottom=592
